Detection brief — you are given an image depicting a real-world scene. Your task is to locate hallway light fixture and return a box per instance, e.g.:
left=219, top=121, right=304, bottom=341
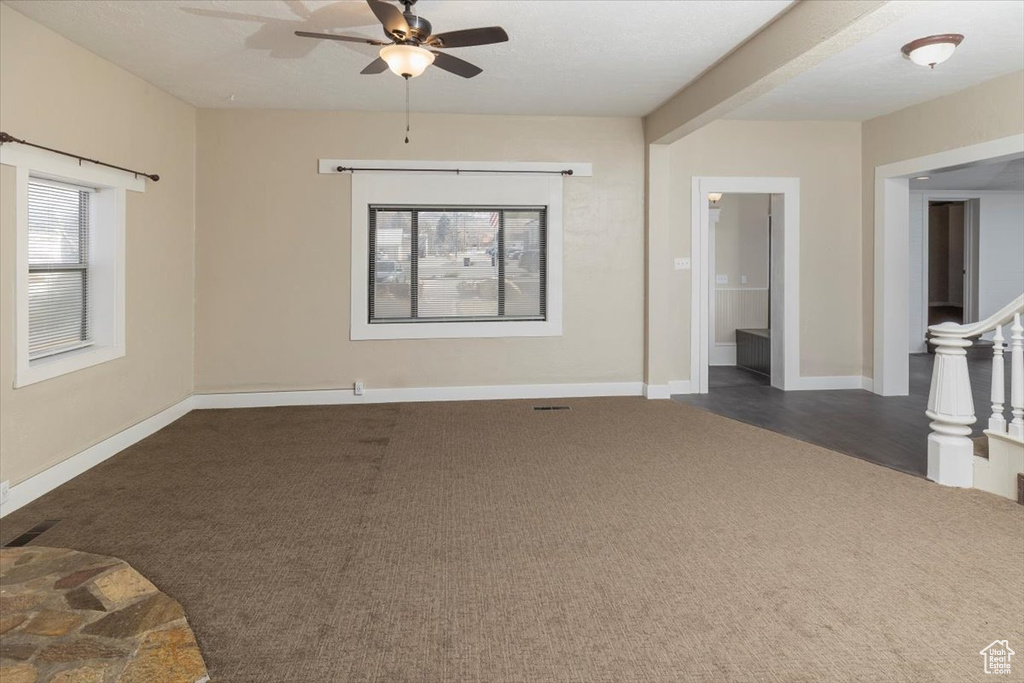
left=901, top=34, right=964, bottom=69
left=914, top=176, right=930, bottom=180
left=708, top=192, right=723, bottom=204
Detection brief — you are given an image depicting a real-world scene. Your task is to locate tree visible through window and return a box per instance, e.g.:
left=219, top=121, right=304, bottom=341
left=369, top=206, right=546, bottom=323
left=27, top=178, right=91, bottom=358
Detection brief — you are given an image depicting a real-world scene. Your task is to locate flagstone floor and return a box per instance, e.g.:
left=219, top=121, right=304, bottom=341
left=0, top=546, right=208, bottom=682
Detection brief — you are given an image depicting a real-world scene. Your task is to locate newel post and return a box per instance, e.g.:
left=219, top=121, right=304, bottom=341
left=926, top=324, right=976, bottom=487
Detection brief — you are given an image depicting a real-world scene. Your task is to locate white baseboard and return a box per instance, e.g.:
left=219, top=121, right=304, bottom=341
left=860, top=376, right=874, bottom=392
left=709, top=344, right=737, bottom=367
left=642, top=384, right=670, bottom=400
left=194, top=382, right=644, bottom=409
left=0, top=396, right=194, bottom=518
left=791, top=375, right=873, bottom=391
left=642, top=380, right=692, bottom=399
left=668, top=380, right=693, bottom=395
left=0, top=380, right=665, bottom=517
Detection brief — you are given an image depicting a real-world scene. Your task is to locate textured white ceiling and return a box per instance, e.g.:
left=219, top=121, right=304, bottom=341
left=4, top=0, right=793, bottom=117
left=728, top=0, right=1024, bottom=122
left=911, top=155, right=1024, bottom=191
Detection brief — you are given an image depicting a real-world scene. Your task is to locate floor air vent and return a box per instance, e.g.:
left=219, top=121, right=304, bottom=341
left=533, top=406, right=572, bottom=411
left=3, top=519, right=61, bottom=548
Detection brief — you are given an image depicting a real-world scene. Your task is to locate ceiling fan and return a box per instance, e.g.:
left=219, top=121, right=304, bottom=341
left=295, top=0, right=508, bottom=79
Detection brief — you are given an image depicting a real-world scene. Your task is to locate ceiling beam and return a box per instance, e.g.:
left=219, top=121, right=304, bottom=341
left=643, top=0, right=908, bottom=145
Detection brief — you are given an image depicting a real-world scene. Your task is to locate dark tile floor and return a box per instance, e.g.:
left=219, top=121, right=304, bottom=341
left=675, top=352, right=1004, bottom=477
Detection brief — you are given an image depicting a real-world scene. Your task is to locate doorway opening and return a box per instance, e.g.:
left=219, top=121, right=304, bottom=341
left=691, top=176, right=799, bottom=394
left=873, top=134, right=1023, bottom=396
left=708, top=193, right=772, bottom=390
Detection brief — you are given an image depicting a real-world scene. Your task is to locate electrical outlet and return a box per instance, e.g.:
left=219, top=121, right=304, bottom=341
left=716, top=274, right=729, bottom=284
left=674, top=257, right=690, bottom=270
left=0, top=481, right=9, bottom=507
left=354, top=381, right=364, bottom=396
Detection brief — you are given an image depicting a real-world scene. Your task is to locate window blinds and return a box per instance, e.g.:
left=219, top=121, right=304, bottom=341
left=27, top=178, right=91, bottom=359
left=369, top=206, right=546, bottom=323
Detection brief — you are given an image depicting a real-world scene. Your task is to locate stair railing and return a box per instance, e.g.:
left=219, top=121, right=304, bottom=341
left=926, top=293, right=1024, bottom=487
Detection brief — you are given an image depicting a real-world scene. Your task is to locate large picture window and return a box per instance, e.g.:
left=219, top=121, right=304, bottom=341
left=348, top=170, right=564, bottom=340
left=369, top=206, right=546, bottom=324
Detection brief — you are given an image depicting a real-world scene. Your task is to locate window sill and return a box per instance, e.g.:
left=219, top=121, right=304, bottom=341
left=352, top=319, right=562, bottom=341
left=15, top=343, right=125, bottom=388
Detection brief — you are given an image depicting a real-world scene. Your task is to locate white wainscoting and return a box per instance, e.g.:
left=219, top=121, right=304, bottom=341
left=715, top=288, right=769, bottom=344
left=711, top=288, right=768, bottom=366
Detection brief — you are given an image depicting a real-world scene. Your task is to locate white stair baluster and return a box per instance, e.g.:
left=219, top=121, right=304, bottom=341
left=989, top=325, right=1006, bottom=433
left=926, top=326, right=976, bottom=487
left=1010, top=313, right=1024, bottom=440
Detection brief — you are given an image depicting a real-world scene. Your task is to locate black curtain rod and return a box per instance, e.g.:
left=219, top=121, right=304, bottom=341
left=0, top=132, right=160, bottom=182
left=337, top=166, right=572, bottom=176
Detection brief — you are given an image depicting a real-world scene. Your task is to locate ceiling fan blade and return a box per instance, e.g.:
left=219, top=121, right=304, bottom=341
left=430, top=51, right=483, bottom=78
left=428, top=26, right=508, bottom=49
left=361, top=58, right=389, bottom=75
left=294, top=30, right=386, bottom=46
left=366, top=0, right=410, bottom=38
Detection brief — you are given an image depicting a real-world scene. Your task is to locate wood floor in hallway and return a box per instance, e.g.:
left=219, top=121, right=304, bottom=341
left=674, top=353, right=1003, bottom=477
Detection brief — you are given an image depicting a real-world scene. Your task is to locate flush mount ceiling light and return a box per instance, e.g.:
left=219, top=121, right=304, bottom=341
left=914, top=176, right=930, bottom=180
left=379, top=44, right=435, bottom=78
left=708, top=192, right=723, bottom=204
left=901, top=34, right=964, bottom=69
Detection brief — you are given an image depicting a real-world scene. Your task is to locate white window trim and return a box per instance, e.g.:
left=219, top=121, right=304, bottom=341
left=348, top=171, right=565, bottom=340
left=2, top=144, right=142, bottom=388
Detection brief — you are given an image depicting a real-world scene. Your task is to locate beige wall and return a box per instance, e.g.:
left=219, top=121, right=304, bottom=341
left=650, top=120, right=862, bottom=383
left=860, top=70, right=1024, bottom=375
left=194, top=110, right=644, bottom=392
left=0, top=5, right=196, bottom=486
left=714, top=193, right=770, bottom=289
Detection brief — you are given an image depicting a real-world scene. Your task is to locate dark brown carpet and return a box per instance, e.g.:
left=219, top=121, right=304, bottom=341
left=2, top=398, right=1022, bottom=682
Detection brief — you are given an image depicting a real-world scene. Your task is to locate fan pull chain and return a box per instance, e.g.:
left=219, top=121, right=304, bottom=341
left=404, top=75, right=411, bottom=144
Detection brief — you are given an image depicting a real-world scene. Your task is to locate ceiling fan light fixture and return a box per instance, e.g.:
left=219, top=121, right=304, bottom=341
left=901, top=34, right=964, bottom=69
left=380, top=44, right=435, bottom=78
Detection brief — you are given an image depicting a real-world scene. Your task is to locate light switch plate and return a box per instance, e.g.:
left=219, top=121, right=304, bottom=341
left=716, top=275, right=729, bottom=284
left=674, top=257, right=690, bottom=270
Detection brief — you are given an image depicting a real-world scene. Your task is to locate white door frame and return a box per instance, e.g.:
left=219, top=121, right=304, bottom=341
left=916, top=193, right=981, bottom=349
left=872, top=134, right=1024, bottom=396
left=691, top=177, right=800, bottom=393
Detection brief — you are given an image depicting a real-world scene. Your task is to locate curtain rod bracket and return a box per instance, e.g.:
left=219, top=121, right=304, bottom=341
left=0, top=131, right=160, bottom=182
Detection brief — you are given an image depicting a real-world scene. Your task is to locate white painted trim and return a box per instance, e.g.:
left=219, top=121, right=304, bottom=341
left=350, top=173, right=563, bottom=340
left=0, top=397, right=193, bottom=518
left=8, top=156, right=128, bottom=388
left=710, top=344, right=737, bottom=366
left=861, top=376, right=874, bottom=392
left=691, top=177, right=800, bottom=394
left=642, top=384, right=671, bottom=400
left=196, top=382, right=643, bottom=408
left=873, top=134, right=1024, bottom=396
left=668, top=379, right=693, bottom=395
left=319, top=158, right=592, bottom=177
left=2, top=381, right=652, bottom=517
